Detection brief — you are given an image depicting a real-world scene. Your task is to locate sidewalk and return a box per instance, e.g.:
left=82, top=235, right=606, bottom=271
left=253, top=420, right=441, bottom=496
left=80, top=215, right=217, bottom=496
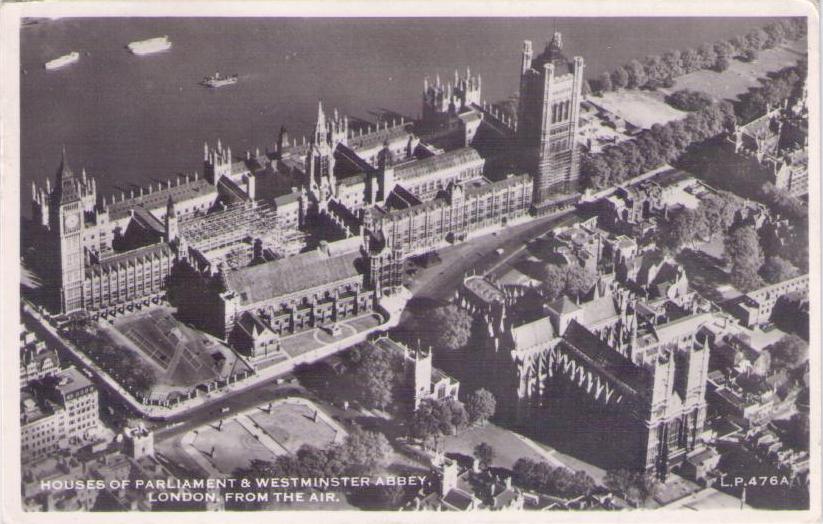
left=23, top=292, right=408, bottom=421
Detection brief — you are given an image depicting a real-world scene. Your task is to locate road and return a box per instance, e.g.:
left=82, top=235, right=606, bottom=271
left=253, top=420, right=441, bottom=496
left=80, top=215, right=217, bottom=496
left=22, top=209, right=579, bottom=438
left=409, top=209, right=578, bottom=303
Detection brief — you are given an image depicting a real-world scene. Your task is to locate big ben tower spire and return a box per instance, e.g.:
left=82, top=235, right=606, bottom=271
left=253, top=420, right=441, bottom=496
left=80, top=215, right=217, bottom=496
left=53, top=147, right=86, bottom=314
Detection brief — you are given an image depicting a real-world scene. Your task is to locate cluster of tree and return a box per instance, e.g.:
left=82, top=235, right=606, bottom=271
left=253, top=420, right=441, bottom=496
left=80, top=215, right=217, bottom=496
left=724, top=223, right=765, bottom=292
left=783, top=413, right=810, bottom=452
left=346, top=342, right=404, bottom=411
left=759, top=256, right=799, bottom=285
left=665, top=89, right=715, bottom=112
left=602, top=468, right=660, bottom=507
left=230, top=426, right=393, bottom=509
left=581, top=101, right=736, bottom=189
left=656, top=192, right=738, bottom=253
left=406, top=304, right=474, bottom=352
left=65, top=327, right=156, bottom=395
left=512, top=458, right=597, bottom=499
left=465, top=388, right=497, bottom=426
left=540, top=263, right=597, bottom=301
left=410, top=397, right=469, bottom=447
left=473, top=442, right=495, bottom=470
left=765, top=333, right=808, bottom=372
left=736, top=61, right=807, bottom=123
left=760, top=182, right=808, bottom=221
left=591, top=20, right=806, bottom=94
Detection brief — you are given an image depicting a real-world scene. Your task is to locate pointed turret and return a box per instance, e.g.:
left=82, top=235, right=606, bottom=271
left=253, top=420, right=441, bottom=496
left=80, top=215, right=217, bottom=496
left=314, top=100, right=327, bottom=143
left=55, top=146, right=81, bottom=204
left=165, top=195, right=179, bottom=243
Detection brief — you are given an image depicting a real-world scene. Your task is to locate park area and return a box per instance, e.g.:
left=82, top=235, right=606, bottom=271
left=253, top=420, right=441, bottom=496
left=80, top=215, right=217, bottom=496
left=181, top=398, right=346, bottom=476
left=586, top=41, right=804, bottom=131
left=100, top=306, right=252, bottom=401
left=665, top=42, right=805, bottom=103
left=246, top=401, right=341, bottom=454
left=590, top=90, right=686, bottom=129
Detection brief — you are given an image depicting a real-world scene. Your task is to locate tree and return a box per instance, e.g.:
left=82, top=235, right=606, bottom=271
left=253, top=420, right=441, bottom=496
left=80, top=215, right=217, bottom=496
left=699, top=192, right=737, bottom=237
left=644, top=55, right=668, bottom=83
left=784, top=413, right=810, bottom=451
left=611, top=66, right=629, bottom=89
left=742, top=48, right=758, bottom=62
left=746, top=28, right=768, bottom=51
left=540, top=264, right=597, bottom=301
left=658, top=208, right=708, bottom=252
left=681, top=48, right=702, bottom=73
left=698, top=44, right=718, bottom=70
left=465, top=388, right=496, bottom=425
left=665, top=89, right=714, bottom=112
left=354, top=344, right=401, bottom=410
left=422, top=305, right=473, bottom=351
left=725, top=224, right=765, bottom=292
left=662, top=49, right=683, bottom=78
left=411, top=398, right=469, bottom=446
left=565, top=265, right=597, bottom=299
left=513, top=458, right=597, bottom=498
left=604, top=469, right=659, bottom=507
left=338, top=427, right=393, bottom=474
left=597, top=71, right=613, bottom=93
left=760, top=256, right=799, bottom=284
left=473, top=442, right=495, bottom=470
left=626, top=59, right=647, bottom=89
left=766, top=334, right=808, bottom=371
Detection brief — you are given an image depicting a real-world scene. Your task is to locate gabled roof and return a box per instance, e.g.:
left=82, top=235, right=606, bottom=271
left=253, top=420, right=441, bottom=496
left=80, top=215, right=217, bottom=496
left=394, top=147, right=483, bottom=182
left=561, top=320, right=650, bottom=397
left=547, top=295, right=580, bottom=315
left=224, top=249, right=362, bottom=306
left=512, top=317, right=556, bottom=351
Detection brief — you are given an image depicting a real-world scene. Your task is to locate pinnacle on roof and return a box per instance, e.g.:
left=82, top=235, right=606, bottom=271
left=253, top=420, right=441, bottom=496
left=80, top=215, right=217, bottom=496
left=548, top=32, right=563, bottom=52
left=315, top=100, right=326, bottom=131
left=56, top=145, right=74, bottom=181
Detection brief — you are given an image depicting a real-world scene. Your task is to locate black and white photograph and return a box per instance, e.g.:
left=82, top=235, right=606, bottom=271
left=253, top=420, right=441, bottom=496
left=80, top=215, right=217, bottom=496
left=1, top=2, right=819, bottom=520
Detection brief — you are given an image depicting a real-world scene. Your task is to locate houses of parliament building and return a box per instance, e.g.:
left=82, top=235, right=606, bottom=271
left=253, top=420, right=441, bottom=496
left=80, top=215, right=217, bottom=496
left=29, top=32, right=585, bottom=345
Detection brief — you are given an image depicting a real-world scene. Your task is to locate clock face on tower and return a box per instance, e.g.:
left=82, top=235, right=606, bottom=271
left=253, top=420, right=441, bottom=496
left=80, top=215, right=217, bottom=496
left=64, top=212, right=80, bottom=233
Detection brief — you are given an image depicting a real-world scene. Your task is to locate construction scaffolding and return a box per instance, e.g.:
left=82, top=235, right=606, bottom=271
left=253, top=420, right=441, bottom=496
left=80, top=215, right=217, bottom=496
left=179, top=201, right=281, bottom=253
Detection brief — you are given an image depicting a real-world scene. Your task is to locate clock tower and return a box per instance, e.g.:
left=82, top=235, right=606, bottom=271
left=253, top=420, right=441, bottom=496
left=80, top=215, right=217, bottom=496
left=51, top=149, right=85, bottom=314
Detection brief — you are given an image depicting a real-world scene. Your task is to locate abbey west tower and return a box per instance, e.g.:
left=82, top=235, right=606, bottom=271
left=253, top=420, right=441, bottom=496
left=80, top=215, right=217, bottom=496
left=517, top=32, right=585, bottom=205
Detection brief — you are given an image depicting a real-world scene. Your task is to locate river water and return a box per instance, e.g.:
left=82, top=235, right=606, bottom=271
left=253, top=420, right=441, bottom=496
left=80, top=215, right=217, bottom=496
left=20, top=17, right=781, bottom=215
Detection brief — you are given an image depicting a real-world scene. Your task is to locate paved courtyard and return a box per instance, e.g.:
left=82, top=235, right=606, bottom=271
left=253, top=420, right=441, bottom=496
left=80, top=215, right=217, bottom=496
left=280, top=312, right=383, bottom=358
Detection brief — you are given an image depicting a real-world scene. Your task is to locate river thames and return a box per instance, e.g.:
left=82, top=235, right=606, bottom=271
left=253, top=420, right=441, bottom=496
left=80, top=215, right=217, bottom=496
left=20, top=17, right=781, bottom=215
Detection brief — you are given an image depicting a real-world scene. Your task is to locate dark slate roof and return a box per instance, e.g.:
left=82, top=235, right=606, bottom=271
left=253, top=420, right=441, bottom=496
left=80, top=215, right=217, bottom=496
left=394, top=147, right=483, bottom=181
left=107, top=179, right=217, bottom=220
left=464, top=173, right=530, bottom=197
left=131, top=206, right=165, bottom=236
left=347, top=124, right=412, bottom=152
left=531, top=34, right=574, bottom=75
left=547, top=295, right=580, bottom=315
left=560, top=320, right=650, bottom=397
left=88, top=242, right=173, bottom=275
left=273, top=191, right=301, bottom=207
left=224, top=249, right=362, bottom=306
